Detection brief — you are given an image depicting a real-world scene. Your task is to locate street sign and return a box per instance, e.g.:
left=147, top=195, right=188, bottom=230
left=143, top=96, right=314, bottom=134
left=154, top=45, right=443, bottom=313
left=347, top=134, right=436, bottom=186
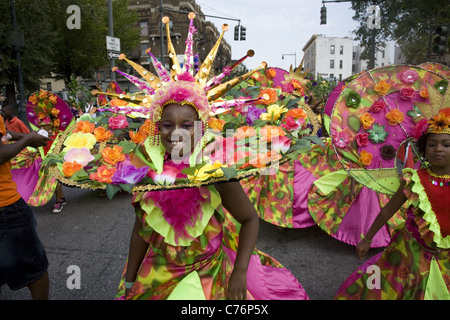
left=106, top=36, right=121, bottom=52
left=107, top=51, right=120, bottom=60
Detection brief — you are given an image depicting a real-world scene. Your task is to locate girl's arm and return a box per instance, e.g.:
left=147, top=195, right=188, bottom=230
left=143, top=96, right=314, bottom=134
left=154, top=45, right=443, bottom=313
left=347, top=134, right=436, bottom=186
left=124, top=216, right=149, bottom=298
left=215, top=181, right=259, bottom=300
left=356, top=180, right=407, bottom=259
left=0, top=131, right=51, bottom=165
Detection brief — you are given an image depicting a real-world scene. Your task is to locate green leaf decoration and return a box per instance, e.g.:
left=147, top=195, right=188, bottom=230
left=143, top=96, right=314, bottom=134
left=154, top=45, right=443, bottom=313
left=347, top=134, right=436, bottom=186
left=367, top=123, right=389, bottom=143
left=118, top=140, right=136, bottom=154
left=143, top=138, right=165, bottom=173
left=348, top=116, right=361, bottom=132
left=106, top=184, right=122, bottom=200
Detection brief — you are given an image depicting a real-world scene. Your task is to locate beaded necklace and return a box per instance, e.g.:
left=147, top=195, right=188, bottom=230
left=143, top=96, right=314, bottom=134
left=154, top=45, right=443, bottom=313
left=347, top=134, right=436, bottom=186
left=426, top=167, right=450, bottom=187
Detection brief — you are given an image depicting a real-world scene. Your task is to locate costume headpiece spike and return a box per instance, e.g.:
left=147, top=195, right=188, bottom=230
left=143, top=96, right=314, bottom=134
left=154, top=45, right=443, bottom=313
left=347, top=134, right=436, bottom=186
left=195, top=24, right=229, bottom=85
left=204, top=50, right=255, bottom=91
left=145, top=48, right=171, bottom=83
left=181, top=12, right=197, bottom=75
left=162, top=16, right=181, bottom=78
left=118, top=54, right=161, bottom=89
left=112, top=67, right=155, bottom=95
left=207, top=61, right=267, bottom=101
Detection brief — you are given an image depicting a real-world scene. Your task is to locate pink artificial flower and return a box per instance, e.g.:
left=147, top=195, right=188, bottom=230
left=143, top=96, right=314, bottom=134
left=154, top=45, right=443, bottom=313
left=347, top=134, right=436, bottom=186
left=370, top=100, right=386, bottom=113
left=399, top=87, right=416, bottom=100
left=148, top=164, right=180, bottom=186
left=63, top=147, right=95, bottom=167
left=271, top=135, right=291, bottom=154
left=356, top=132, right=369, bottom=147
left=412, top=118, right=429, bottom=140
left=177, top=71, right=196, bottom=82
left=399, top=69, right=419, bottom=84
left=332, top=129, right=353, bottom=149
left=108, top=114, right=129, bottom=130
left=280, top=116, right=305, bottom=132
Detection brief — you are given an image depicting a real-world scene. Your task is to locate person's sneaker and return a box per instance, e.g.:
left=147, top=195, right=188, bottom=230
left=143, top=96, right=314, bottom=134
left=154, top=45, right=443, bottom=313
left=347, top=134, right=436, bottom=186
left=60, top=198, right=67, bottom=205
left=52, top=201, right=64, bottom=214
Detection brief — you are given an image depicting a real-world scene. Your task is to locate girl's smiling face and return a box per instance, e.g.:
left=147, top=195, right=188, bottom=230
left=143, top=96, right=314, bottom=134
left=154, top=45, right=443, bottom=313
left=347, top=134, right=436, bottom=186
left=159, top=103, right=200, bottom=158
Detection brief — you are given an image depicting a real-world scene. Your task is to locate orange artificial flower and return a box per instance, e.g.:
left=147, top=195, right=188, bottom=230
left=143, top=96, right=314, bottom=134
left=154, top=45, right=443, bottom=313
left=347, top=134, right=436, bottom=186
left=29, top=94, right=39, bottom=105
left=427, top=112, right=450, bottom=134
left=249, top=150, right=282, bottom=168
left=89, top=165, right=117, bottom=183
left=374, top=80, right=391, bottom=96
left=129, top=130, right=148, bottom=144
left=285, top=108, right=307, bottom=120
left=94, top=126, right=113, bottom=142
left=110, top=98, right=128, bottom=107
left=259, top=125, right=285, bottom=142
left=74, top=120, right=95, bottom=134
left=38, top=89, right=48, bottom=99
left=37, top=112, right=46, bottom=120
left=62, top=161, right=82, bottom=178
left=101, top=145, right=126, bottom=165
left=208, top=117, right=226, bottom=131
left=53, top=119, right=60, bottom=128
left=359, top=150, right=373, bottom=166
left=233, top=126, right=256, bottom=140
left=51, top=108, right=60, bottom=117
left=385, top=109, right=405, bottom=126
left=256, top=88, right=278, bottom=105
left=359, top=113, right=375, bottom=130
left=139, top=119, right=153, bottom=135
left=49, top=95, right=58, bottom=105
left=265, top=68, right=277, bottom=79
left=419, top=88, right=429, bottom=99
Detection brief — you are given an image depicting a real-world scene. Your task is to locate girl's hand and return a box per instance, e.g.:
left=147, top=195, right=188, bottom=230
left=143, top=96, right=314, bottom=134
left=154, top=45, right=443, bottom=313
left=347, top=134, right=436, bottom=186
left=356, top=240, right=371, bottom=260
left=227, top=269, right=247, bottom=300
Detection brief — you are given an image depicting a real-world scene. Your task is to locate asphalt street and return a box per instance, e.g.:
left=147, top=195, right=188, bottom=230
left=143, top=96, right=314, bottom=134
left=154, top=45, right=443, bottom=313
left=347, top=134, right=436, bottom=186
left=0, top=184, right=383, bottom=301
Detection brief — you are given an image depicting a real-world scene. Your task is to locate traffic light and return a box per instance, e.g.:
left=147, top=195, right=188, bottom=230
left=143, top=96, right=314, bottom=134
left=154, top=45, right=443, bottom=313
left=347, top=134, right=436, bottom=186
left=240, top=26, right=246, bottom=41
left=320, top=5, right=326, bottom=25
left=433, top=25, right=448, bottom=55
left=234, top=25, right=240, bottom=41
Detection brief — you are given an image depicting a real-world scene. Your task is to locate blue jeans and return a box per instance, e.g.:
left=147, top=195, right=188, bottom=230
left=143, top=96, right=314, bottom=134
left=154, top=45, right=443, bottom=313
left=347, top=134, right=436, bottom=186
left=0, top=198, right=48, bottom=290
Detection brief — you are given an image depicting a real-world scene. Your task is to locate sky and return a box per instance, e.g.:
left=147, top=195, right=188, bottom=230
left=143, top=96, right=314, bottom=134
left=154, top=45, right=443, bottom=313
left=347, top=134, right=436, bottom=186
left=196, top=0, right=361, bottom=70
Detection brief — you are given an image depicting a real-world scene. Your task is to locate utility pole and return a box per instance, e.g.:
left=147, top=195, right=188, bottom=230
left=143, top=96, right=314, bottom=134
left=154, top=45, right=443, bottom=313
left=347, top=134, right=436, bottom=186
left=159, top=0, right=165, bottom=64
left=108, top=0, right=116, bottom=80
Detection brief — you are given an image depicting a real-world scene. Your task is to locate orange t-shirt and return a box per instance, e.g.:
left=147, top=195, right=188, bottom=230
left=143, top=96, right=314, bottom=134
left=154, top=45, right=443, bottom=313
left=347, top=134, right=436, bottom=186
left=0, top=115, right=21, bottom=207
left=6, top=116, right=30, bottom=134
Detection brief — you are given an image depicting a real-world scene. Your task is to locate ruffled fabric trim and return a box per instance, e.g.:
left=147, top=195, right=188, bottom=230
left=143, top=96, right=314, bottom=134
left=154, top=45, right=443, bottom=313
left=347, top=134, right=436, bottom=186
left=135, top=185, right=222, bottom=246
left=403, top=168, right=450, bottom=249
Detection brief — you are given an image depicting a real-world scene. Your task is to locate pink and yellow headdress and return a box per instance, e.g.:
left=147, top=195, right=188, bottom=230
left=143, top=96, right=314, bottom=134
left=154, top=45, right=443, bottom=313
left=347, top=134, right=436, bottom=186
left=103, top=13, right=266, bottom=126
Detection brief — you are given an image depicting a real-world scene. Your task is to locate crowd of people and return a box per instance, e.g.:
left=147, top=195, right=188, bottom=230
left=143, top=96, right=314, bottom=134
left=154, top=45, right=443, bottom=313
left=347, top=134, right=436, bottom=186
left=1, top=13, right=449, bottom=301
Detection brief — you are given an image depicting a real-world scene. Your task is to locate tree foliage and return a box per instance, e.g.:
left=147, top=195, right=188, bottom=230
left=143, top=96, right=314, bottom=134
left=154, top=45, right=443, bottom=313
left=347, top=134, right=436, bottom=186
left=351, top=0, right=450, bottom=64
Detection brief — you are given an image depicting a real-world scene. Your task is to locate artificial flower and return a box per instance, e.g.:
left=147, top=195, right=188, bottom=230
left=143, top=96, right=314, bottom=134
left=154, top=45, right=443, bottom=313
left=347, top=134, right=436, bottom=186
left=38, top=89, right=48, bottom=99
left=208, top=117, right=226, bottom=131
left=29, top=94, right=39, bottom=105
left=74, top=120, right=95, bottom=134
left=256, top=88, right=278, bottom=105
left=285, top=107, right=307, bottom=120
left=346, top=90, right=361, bottom=108
left=359, top=113, right=375, bottom=130
left=332, top=129, right=353, bottom=148
left=108, top=114, right=129, bottom=130
left=420, top=88, right=429, bottom=99
left=89, top=165, right=117, bottom=184
left=427, top=112, right=450, bottom=134
left=62, top=161, right=83, bottom=178
left=265, top=68, right=277, bottom=79
left=370, top=100, right=386, bottom=113
left=412, top=118, right=429, bottom=140
left=398, top=69, right=419, bottom=84
left=359, top=150, right=373, bottom=166
left=233, top=126, right=256, bottom=140
left=148, top=164, right=179, bottom=186
left=271, top=135, right=291, bottom=154
left=49, top=95, right=58, bottom=105
left=260, top=104, right=287, bottom=121
left=51, top=108, right=60, bottom=117
left=399, top=87, right=416, bottom=100
left=248, top=150, right=282, bottom=168
left=385, top=109, right=405, bottom=126
left=374, top=80, right=391, bottom=96
left=281, top=116, right=305, bottom=132
left=259, top=125, right=286, bottom=142
left=367, top=124, right=389, bottom=143
left=112, top=163, right=149, bottom=185
left=63, top=132, right=97, bottom=151
left=245, top=106, right=265, bottom=125
left=188, top=161, right=225, bottom=182
left=356, top=132, right=369, bottom=147
left=129, top=130, right=148, bottom=144
left=63, top=147, right=95, bottom=167
left=380, top=145, right=396, bottom=160
left=101, top=145, right=126, bottom=165
left=94, top=126, right=114, bottom=142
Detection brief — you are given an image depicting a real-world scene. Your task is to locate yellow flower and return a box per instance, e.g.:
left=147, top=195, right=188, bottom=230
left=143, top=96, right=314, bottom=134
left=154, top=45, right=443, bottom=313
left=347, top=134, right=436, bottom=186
left=374, top=80, right=391, bottom=96
left=385, top=109, right=404, bottom=126
left=63, top=132, right=97, bottom=151
left=359, top=113, right=375, bottom=130
left=188, top=161, right=225, bottom=182
left=359, top=150, right=373, bottom=166
left=260, top=104, right=287, bottom=121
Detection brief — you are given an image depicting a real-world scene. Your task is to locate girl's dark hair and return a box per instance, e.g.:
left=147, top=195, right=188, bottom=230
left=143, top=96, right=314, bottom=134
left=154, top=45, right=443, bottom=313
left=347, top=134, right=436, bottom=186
left=416, top=132, right=430, bottom=157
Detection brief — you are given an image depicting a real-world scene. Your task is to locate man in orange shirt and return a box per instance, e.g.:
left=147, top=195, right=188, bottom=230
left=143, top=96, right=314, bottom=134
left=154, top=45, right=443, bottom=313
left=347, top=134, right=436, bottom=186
left=0, top=107, right=52, bottom=299
left=2, top=103, right=30, bottom=134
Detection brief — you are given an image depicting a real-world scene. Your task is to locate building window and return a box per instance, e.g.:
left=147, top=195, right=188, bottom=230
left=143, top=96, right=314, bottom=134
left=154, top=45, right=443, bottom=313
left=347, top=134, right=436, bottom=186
left=382, top=50, right=385, bottom=58
left=340, top=46, right=343, bottom=54
left=339, top=60, right=343, bottom=69
left=330, top=59, right=334, bottom=68
left=140, top=42, right=149, bottom=56
left=330, top=45, right=335, bottom=54
left=140, top=21, right=148, bottom=36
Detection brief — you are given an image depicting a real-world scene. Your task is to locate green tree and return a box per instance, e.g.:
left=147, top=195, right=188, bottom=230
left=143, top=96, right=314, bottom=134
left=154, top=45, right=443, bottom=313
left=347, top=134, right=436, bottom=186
left=351, top=0, right=450, bottom=64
